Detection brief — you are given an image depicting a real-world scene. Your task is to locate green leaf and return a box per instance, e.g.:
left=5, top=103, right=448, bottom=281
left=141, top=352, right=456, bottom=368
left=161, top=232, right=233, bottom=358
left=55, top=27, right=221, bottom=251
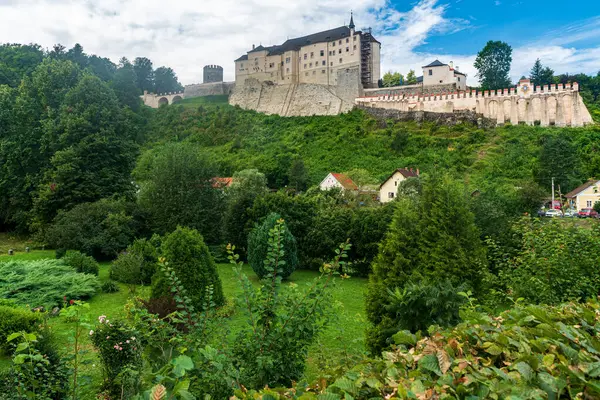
left=6, top=333, right=21, bottom=342
left=393, top=330, right=417, bottom=346
left=515, top=361, right=534, bottom=382
left=15, top=342, right=29, bottom=352
left=418, top=354, right=442, bottom=376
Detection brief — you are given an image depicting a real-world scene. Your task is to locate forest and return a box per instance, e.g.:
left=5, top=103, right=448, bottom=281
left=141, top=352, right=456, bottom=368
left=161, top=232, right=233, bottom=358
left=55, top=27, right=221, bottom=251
left=1, top=41, right=600, bottom=399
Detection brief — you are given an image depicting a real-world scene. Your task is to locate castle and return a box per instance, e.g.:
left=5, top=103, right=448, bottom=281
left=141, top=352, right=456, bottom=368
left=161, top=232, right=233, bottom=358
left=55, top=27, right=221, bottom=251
left=138, top=15, right=593, bottom=127
left=234, top=14, right=380, bottom=89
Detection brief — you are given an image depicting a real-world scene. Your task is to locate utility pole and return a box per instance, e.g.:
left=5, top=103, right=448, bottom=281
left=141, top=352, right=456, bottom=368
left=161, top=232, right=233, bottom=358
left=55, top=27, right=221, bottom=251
left=551, top=177, right=555, bottom=209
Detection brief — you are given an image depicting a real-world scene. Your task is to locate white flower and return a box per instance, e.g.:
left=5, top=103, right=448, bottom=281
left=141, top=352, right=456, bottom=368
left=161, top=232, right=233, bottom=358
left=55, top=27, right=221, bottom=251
left=89, top=330, right=94, bottom=336
left=98, top=315, right=107, bottom=323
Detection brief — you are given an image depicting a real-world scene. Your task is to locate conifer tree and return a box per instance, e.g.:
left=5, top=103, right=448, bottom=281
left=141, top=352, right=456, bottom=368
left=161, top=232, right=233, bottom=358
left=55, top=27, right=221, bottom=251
left=366, top=173, right=486, bottom=353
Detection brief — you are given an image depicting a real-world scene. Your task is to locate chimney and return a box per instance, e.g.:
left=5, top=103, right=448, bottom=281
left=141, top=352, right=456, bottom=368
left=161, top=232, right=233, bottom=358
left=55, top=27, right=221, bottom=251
left=252, top=44, right=255, bottom=50
left=449, top=61, right=454, bottom=68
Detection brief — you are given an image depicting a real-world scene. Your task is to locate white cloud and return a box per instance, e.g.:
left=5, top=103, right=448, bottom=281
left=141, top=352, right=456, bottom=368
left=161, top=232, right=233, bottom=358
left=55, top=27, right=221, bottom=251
left=0, top=0, right=598, bottom=87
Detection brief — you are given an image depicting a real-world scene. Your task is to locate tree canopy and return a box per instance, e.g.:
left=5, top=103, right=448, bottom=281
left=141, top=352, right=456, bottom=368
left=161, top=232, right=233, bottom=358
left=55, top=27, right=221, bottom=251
left=474, top=40, right=513, bottom=90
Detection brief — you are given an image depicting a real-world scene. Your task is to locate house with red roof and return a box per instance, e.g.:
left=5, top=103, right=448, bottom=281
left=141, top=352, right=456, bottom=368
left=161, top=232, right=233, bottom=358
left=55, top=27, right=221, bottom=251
left=319, top=173, right=358, bottom=191
left=210, top=177, right=234, bottom=189
left=565, top=179, right=600, bottom=210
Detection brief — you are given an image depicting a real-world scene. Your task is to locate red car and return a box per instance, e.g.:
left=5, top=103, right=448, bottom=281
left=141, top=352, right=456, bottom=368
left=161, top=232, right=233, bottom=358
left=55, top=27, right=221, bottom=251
left=577, top=208, right=599, bottom=218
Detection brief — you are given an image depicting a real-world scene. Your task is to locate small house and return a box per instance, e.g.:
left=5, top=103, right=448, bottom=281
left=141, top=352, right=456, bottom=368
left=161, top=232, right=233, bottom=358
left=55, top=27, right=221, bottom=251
left=319, top=173, right=358, bottom=191
left=565, top=180, right=600, bottom=210
left=379, top=168, right=419, bottom=203
left=211, top=177, right=234, bottom=189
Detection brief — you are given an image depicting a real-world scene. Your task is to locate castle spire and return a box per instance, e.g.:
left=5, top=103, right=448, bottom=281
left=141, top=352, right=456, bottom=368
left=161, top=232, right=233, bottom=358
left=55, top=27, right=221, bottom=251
left=349, top=11, right=355, bottom=29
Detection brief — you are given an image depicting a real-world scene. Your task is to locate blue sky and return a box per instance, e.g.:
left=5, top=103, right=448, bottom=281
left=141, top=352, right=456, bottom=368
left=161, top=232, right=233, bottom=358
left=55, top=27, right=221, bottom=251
left=0, top=0, right=598, bottom=85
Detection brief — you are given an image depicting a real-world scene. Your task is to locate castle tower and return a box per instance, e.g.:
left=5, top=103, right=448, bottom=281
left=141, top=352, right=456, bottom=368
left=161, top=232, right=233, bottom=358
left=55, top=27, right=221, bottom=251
left=203, top=65, right=224, bottom=83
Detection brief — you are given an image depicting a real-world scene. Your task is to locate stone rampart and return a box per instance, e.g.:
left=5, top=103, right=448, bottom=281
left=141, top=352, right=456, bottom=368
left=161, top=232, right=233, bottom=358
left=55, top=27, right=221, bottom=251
left=356, top=82, right=594, bottom=127
left=365, top=83, right=458, bottom=98
left=229, top=66, right=362, bottom=116
left=184, top=81, right=234, bottom=98
left=357, top=106, right=496, bottom=128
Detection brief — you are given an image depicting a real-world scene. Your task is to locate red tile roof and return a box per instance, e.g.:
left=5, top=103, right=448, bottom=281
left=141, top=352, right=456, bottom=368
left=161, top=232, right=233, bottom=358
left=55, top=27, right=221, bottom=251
left=211, top=177, right=233, bottom=189
left=379, top=168, right=420, bottom=189
left=331, top=173, right=358, bottom=190
left=565, top=179, right=599, bottom=198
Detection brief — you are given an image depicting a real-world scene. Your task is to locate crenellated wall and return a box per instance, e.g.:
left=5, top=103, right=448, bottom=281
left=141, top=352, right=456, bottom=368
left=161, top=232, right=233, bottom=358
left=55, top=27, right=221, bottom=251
left=356, top=79, right=594, bottom=127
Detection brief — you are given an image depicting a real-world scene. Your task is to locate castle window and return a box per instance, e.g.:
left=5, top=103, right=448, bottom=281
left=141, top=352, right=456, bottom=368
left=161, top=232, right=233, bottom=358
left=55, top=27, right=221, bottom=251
left=353, top=45, right=356, bottom=50
left=269, top=63, right=274, bottom=68
left=428, top=69, right=432, bottom=76
left=312, top=71, right=316, bottom=75
left=286, top=68, right=290, bottom=73
left=285, top=57, right=290, bottom=63
left=338, top=49, right=342, bottom=54
left=322, top=69, right=326, bottom=74
left=346, top=38, right=349, bottom=43
left=339, top=58, right=343, bottom=64
left=309, top=62, right=312, bottom=67
left=346, top=47, right=349, bottom=52
left=322, top=60, right=326, bottom=66
left=458, top=77, right=461, bottom=82
left=353, top=36, right=357, bottom=41
left=339, top=40, right=342, bottom=44
left=240, top=63, right=244, bottom=68
left=304, top=64, right=307, bottom=69
left=332, top=42, right=335, bottom=46
left=320, top=50, right=324, bottom=56
left=330, top=61, right=333, bottom=66
left=304, top=54, right=307, bottom=60
left=329, top=51, right=332, bottom=56
left=310, top=52, right=314, bottom=58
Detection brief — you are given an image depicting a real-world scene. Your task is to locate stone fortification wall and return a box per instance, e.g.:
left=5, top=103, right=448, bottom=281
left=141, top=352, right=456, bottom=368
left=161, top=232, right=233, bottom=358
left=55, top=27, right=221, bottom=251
left=365, top=83, right=458, bottom=98
left=358, top=106, right=495, bottom=128
left=229, top=67, right=362, bottom=116
left=184, top=82, right=234, bottom=98
left=356, top=82, right=593, bottom=127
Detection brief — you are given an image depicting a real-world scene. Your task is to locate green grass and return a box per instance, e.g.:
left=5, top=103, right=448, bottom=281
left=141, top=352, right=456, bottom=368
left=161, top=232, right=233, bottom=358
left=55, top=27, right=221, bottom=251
left=177, top=95, right=229, bottom=109
left=0, top=252, right=367, bottom=392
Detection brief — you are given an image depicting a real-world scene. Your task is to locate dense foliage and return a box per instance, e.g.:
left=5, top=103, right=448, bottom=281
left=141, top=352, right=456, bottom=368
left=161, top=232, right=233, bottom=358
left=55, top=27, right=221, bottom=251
left=110, top=238, right=159, bottom=285
left=0, top=259, right=100, bottom=308
left=63, top=250, right=99, bottom=275
left=247, top=213, right=298, bottom=279
left=366, top=173, right=486, bottom=353
left=151, top=226, right=225, bottom=309
left=0, top=302, right=40, bottom=352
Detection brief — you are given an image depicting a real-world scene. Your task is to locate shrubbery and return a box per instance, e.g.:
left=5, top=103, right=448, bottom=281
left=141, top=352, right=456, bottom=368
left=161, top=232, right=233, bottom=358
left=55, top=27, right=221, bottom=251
left=0, top=259, right=100, bottom=308
left=44, top=198, right=143, bottom=260
left=63, top=250, right=99, bottom=275
left=151, top=226, right=225, bottom=309
left=248, top=213, right=298, bottom=279
left=110, top=238, right=158, bottom=285
left=0, top=302, right=40, bottom=352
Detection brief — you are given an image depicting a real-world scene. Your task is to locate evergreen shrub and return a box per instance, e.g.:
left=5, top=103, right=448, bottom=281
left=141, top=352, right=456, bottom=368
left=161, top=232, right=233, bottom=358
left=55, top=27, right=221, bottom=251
left=151, top=226, right=225, bottom=309
left=63, top=250, right=99, bottom=275
left=247, top=213, right=298, bottom=279
left=0, top=304, right=40, bottom=352
left=110, top=238, right=158, bottom=285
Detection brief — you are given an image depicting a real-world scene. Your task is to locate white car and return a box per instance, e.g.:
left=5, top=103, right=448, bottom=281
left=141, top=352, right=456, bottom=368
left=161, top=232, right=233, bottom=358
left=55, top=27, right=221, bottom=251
left=545, top=209, right=562, bottom=217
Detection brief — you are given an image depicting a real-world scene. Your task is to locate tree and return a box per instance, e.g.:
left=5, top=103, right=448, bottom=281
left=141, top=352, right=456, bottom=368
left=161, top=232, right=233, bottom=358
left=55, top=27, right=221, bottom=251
left=474, top=40, right=513, bottom=90
left=530, top=58, right=554, bottom=87
left=87, top=55, right=116, bottom=82
left=65, top=44, right=88, bottom=69
left=366, top=173, right=486, bottom=353
left=32, top=75, right=138, bottom=224
left=151, top=226, right=225, bottom=308
left=133, top=57, right=154, bottom=93
left=382, top=71, right=403, bottom=87
left=110, top=57, right=141, bottom=111
left=405, top=69, right=418, bottom=85
left=154, top=66, right=183, bottom=93
left=134, top=143, right=223, bottom=243
left=0, top=44, right=44, bottom=87
left=247, top=213, right=299, bottom=279
left=288, top=157, right=308, bottom=192
left=343, top=168, right=377, bottom=190
left=535, top=133, right=581, bottom=194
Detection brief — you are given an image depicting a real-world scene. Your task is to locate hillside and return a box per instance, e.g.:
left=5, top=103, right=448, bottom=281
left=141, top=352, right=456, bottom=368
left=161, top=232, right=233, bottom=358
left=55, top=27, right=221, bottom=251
left=145, top=95, right=600, bottom=192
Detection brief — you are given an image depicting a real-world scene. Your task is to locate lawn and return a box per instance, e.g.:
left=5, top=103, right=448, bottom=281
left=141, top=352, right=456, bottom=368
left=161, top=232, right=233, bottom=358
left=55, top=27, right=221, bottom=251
left=0, top=248, right=367, bottom=394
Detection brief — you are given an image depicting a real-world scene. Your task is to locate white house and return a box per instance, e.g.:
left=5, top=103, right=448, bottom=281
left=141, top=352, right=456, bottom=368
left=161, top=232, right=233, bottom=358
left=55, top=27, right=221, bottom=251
left=319, top=173, right=358, bottom=191
left=565, top=180, right=600, bottom=210
left=422, top=60, right=467, bottom=91
left=379, top=168, right=419, bottom=203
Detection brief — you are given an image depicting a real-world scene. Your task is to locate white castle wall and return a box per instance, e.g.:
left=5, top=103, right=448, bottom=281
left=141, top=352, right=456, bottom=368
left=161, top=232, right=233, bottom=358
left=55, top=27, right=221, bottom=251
left=356, top=82, right=593, bottom=127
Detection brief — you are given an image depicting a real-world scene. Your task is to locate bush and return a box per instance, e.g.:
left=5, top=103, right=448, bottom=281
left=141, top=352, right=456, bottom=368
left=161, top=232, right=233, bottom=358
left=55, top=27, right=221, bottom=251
left=101, top=281, right=120, bottom=293
left=0, top=259, right=100, bottom=308
left=248, top=213, right=298, bottom=279
left=0, top=304, right=40, bottom=353
left=110, top=238, right=158, bottom=285
left=151, top=226, right=225, bottom=309
left=90, top=319, right=142, bottom=398
left=63, top=250, right=99, bottom=275
left=44, top=198, right=141, bottom=260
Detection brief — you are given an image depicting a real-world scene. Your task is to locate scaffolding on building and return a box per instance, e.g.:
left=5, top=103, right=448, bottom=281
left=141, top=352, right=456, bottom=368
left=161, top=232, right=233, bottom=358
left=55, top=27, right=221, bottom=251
left=360, top=28, right=373, bottom=87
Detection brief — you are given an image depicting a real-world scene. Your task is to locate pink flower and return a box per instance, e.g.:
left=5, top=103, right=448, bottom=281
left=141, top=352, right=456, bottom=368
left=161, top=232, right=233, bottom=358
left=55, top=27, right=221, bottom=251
left=98, top=315, right=107, bottom=324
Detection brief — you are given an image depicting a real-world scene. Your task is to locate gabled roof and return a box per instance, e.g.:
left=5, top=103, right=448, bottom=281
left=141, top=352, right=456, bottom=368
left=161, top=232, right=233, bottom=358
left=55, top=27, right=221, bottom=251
left=379, top=168, right=420, bottom=189
left=248, top=45, right=267, bottom=53
left=453, top=70, right=466, bottom=76
left=235, top=24, right=379, bottom=60
left=423, top=60, right=447, bottom=68
left=330, top=173, right=358, bottom=190
left=565, top=179, right=600, bottom=198
left=211, top=177, right=234, bottom=189
left=235, top=54, right=248, bottom=62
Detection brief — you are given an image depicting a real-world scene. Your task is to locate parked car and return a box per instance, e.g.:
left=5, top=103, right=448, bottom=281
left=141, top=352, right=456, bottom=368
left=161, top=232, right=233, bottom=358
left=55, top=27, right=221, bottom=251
left=537, top=209, right=546, bottom=217
left=578, top=208, right=599, bottom=218
left=545, top=209, right=562, bottom=218
left=564, top=209, right=577, bottom=218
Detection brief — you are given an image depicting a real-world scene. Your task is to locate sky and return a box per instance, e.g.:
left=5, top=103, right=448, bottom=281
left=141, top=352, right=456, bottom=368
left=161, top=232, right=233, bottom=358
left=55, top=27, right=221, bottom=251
left=0, top=0, right=599, bottom=86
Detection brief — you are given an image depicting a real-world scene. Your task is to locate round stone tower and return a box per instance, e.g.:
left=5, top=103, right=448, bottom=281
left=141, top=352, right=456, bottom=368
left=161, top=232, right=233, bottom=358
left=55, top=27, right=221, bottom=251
left=203, top=65, right=224, bottom=83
